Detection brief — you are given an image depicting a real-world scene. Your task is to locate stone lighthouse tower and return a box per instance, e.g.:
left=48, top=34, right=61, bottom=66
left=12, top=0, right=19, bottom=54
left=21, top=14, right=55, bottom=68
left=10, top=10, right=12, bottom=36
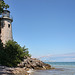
left=0, top=10, right=13, bottom=44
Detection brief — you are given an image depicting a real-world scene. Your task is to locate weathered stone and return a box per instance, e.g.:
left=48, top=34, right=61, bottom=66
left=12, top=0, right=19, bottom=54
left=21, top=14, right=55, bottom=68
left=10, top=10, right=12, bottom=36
left=18, top=57, right=51, bottom=70
left=0, top=57, right=52, bottom=75
left=0, top=10, right=13, bottom=44
left=0, top=66, right=29, bottom=75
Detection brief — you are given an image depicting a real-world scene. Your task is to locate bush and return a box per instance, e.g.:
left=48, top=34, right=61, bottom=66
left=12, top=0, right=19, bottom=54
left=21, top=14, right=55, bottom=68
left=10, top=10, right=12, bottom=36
left=0, top=40, right=5, bottom=65
left=0, top=40, right=31, bottom=67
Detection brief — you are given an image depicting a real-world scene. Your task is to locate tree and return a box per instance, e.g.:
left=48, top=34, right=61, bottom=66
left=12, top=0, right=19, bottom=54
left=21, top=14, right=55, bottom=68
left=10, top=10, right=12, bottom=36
left=22, top=46, right=31, bottom=58
left=0, top=0, right=9, bottom=13
left=0, top=40, right=6, bottom=65
left=0, top=40, right=31, bottom=67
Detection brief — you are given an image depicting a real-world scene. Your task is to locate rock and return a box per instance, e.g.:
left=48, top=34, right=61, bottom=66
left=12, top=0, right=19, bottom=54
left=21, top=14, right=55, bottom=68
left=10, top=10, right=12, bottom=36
left=12, top=67, right=29, bottom=75
left=18, top=57, right=52, bottom=70
left=0, top=66, right=14, bottom=74
left=44, top=64, right=51, bottom=69
left=0, top=66, right=29, bottom=75
left=0, top=57, right=52, bottom=75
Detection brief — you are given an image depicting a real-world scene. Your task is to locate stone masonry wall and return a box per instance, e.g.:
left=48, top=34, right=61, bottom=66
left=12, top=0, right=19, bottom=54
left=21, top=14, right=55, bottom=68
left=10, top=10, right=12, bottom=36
left=1, top=19, right=13, bottom=44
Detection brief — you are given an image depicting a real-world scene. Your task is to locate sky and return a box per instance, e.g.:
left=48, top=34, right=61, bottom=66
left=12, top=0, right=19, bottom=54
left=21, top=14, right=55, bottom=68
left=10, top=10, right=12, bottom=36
left=5, top=0, right=75, bottom=62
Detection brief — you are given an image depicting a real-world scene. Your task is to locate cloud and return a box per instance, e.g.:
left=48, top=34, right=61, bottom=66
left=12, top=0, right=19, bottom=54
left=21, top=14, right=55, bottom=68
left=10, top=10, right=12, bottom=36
left=37, top=52, right=75, bottom=62
left=71, top=58, right=75, bottom=60
left=38, top=52, right=75, bottom=58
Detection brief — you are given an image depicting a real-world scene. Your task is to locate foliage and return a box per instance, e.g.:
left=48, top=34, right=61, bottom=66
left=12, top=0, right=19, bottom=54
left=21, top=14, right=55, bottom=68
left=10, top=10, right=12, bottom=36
left=0, top=40, right=31, bottom=67
left=22, top=46, right=31, bottom=58
left=0, top=40, right=5, bottom=64
left=0, top=0, right=9, bottom=13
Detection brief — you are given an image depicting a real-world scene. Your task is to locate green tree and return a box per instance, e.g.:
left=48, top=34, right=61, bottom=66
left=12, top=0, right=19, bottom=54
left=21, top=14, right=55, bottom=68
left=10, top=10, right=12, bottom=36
left=0, top=0, right=9, bottom=13
left=0, top=40, right=6, bottom=65
left=0, top=40, right=31, bottom=67
left=22, top=46, right=31, bottom=58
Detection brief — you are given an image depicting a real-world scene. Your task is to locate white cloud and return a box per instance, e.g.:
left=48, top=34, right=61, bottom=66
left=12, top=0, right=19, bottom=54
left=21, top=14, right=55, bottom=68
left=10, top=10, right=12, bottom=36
left=38, top=52, right=75, bottom=58
left=37, top=52, right=75, bottom=62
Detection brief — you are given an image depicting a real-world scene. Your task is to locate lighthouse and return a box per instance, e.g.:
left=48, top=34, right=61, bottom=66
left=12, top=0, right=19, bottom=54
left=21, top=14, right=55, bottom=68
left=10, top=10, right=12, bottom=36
left=0, top=10, right=13, bottom=44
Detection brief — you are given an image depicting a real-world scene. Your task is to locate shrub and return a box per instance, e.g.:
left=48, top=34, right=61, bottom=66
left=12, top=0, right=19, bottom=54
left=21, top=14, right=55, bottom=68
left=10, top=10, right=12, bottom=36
left=0, top=40, right=5, bottom=65
left=0, top=40, right=31, bottom=67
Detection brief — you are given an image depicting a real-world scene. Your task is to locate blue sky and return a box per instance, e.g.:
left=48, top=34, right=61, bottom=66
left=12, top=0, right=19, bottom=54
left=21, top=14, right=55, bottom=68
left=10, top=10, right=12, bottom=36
left=5, top=0, right=75, bottom=62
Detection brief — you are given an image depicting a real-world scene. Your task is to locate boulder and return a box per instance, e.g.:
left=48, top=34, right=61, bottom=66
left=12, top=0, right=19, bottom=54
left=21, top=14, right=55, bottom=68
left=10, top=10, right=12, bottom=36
left=0, top=66, right=29, bottom=75
left=18, top=57, right=51, bottom=70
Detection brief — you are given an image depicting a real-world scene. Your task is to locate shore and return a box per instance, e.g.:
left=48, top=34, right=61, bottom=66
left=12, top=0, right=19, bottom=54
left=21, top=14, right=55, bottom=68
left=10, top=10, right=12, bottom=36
left=31, top=62, right=75, bottom=75
left=0, top=66, right=30, bottom=75
left=0, top=57, right=51, bottom=75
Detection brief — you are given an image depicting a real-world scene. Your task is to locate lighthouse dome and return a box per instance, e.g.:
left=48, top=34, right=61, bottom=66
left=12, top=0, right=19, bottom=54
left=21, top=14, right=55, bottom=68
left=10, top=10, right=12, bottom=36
left=2, top=10, right=10, bottom=17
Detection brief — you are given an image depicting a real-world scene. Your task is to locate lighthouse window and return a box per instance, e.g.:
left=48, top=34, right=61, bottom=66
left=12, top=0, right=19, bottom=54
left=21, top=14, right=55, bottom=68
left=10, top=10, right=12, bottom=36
left=8, top=24, right=10, bottom=28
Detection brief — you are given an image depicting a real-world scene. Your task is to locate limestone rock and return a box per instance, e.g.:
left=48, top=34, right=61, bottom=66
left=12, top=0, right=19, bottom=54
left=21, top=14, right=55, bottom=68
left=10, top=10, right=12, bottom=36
left=0, top=66, right=29, bottom=75
left=18, top=57, right=51, bottom=70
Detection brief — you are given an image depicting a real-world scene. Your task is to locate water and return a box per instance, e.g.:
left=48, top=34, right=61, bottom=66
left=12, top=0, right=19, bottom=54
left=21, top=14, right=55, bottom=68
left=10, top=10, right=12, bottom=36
left=31, top=62, right=75, bottom=75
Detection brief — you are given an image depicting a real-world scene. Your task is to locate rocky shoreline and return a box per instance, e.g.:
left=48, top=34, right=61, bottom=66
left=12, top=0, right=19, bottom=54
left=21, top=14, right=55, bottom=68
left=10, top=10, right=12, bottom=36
left=0, top=57, right=52, bottom=75
left=0, top=66, right=29, bottom=75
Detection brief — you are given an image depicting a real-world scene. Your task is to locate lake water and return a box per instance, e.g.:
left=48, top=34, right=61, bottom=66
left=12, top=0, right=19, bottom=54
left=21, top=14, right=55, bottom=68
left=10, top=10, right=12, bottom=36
left=31, top=62, right=75, bottom=75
